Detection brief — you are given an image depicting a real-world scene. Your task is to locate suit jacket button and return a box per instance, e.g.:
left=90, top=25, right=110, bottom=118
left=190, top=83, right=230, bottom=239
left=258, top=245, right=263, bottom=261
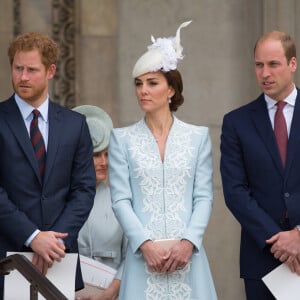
left=284, top=192, right=290, bottom=198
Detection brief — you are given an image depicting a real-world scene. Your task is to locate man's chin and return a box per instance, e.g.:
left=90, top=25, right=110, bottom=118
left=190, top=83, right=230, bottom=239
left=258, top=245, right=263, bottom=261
left=16, top=91, right=34, bottom=102
left=262, top=89, right=275, bottom=98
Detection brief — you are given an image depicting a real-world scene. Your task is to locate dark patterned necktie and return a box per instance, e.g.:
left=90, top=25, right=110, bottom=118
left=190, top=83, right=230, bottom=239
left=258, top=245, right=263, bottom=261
left=30, top=109, right=46, bottom=178
left=274, top=101, right=288, bottom=168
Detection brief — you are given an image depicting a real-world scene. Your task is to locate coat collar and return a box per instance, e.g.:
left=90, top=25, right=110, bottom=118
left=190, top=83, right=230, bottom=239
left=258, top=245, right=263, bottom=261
left=250, top=95, right=284, bottom=175
left=285, top=89, right=300, bottom=177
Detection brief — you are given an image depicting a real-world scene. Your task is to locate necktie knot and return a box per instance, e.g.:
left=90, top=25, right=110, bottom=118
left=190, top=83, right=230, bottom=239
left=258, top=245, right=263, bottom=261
left=32, top=109, right=40, bottom=119
left=276, top=101, right=286, bottom=111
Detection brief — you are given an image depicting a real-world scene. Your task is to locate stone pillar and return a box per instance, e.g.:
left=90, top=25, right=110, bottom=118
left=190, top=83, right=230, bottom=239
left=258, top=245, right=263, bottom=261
left=263, top=0, right=300, bottom=83
left=0, top=0, right=14, bottom=99
left=76, top=0, right=118, bottom=123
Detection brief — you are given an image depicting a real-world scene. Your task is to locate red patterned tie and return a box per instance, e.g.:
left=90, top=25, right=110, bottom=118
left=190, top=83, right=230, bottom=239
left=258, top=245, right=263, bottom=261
left=274, top=101, right=288, bottom=167
left=30, top=109, right=46, bottom=178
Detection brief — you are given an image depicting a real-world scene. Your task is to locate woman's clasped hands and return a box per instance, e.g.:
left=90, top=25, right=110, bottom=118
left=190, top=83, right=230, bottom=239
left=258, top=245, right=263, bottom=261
left=140, top=239, right=194, bottom=273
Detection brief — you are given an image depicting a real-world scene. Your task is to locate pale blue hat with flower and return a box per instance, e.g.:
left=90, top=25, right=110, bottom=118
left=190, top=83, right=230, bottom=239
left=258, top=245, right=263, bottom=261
left=132, top=20, right=192, bottom=78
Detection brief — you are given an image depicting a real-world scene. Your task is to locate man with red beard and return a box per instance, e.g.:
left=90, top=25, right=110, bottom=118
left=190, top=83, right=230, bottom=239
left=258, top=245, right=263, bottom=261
left=0, top=32, right=96, bottom=299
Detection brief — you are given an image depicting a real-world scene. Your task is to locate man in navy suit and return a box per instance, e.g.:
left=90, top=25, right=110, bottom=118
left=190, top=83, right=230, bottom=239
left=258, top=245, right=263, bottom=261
left=220, top=31, right=300, bottom=299
left=0, top=32, right=96, bottom=298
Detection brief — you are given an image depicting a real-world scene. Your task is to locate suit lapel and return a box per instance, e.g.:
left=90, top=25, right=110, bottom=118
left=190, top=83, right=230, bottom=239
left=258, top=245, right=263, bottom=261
left=2, top=97, right=41, bottom=182
left=250, top=96, right=284, bottom=175
left=43, top=101, right=62, bottom=185
left=285, top=90, right=300, bottom=177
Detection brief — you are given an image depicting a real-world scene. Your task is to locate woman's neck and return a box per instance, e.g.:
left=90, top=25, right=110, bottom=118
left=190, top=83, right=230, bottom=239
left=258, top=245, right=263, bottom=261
left=145, top=112, right=174, bottom=143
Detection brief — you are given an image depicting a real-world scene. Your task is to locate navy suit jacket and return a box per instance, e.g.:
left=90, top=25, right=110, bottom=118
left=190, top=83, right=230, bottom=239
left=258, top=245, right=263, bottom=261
left=0, top=95, right=96, bottom=294
left=220, top=90, right=300, bottom=279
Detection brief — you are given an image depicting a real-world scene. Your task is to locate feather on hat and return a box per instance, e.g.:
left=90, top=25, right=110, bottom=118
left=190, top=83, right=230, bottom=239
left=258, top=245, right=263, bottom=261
left=132, top=20, right=192, bottom=78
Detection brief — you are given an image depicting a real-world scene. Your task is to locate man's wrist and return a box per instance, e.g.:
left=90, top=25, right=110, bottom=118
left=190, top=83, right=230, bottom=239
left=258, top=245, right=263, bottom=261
left=26, top=229, right=40, bottom=247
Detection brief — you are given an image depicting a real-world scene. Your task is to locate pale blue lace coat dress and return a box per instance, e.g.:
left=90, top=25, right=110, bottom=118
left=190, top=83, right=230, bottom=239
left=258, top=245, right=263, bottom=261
left=108, top=116, right=217, bottom=300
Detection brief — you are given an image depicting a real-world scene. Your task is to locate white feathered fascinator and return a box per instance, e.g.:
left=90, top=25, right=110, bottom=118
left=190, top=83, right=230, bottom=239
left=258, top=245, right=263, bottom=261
left=132, top=20, right=192, bottom=78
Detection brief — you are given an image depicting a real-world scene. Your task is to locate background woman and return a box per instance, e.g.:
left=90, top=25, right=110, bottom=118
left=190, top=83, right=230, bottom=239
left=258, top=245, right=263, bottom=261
left=74, top=105, right=126, bottom=300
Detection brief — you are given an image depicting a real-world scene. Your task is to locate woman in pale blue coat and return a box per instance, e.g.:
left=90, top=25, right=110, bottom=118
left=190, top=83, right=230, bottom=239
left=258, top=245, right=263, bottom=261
left=108, top=21, right=217, bottom=300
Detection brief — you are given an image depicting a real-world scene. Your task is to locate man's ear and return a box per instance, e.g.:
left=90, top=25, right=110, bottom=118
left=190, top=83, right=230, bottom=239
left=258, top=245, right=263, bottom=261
left=47, top=64, right=56, bottom=79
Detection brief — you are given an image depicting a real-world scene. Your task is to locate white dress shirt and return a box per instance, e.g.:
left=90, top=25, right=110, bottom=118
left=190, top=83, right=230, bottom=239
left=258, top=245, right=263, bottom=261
left=265, top=86, right=297, bottom=136
left=14, top=93, right=49, bottom=149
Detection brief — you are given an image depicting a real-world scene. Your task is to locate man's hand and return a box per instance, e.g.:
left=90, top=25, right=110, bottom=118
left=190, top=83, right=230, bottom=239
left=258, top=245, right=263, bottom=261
left=284, top=254, right=300, bottom=275
left=266, top=229, right=300, bottom=259
left=266, top=229, right=300, bottom=274
left=32, top=253, right=50, bottom=275
left=30, top=231, right=68, bottom=274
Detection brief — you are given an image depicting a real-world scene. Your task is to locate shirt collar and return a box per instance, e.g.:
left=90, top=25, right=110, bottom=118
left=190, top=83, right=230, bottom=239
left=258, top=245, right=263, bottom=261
left=264, top=85, right=297, bottom=110
left=14, top=93, right=49, bottom=122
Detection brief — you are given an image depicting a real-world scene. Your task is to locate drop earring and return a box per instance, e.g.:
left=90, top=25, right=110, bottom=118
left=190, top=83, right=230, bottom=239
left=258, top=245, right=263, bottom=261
left=168, top=98, right=172, bottom=104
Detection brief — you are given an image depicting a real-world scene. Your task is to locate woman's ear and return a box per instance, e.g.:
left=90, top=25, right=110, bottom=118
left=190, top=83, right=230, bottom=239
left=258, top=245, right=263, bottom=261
left=168, top=86, right=175, bottom=98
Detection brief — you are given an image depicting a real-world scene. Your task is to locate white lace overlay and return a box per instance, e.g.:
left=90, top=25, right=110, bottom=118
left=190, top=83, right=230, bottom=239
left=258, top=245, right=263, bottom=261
left=120, top=119, right=203, bottom=299
left=145, top=263, right=192, bottom=300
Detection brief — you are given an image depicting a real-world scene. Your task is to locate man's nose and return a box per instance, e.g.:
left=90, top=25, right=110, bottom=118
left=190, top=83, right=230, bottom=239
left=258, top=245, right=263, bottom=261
left=20, top=69, right=29, bottom=80
left=261, top=66, right=270, bottom=78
